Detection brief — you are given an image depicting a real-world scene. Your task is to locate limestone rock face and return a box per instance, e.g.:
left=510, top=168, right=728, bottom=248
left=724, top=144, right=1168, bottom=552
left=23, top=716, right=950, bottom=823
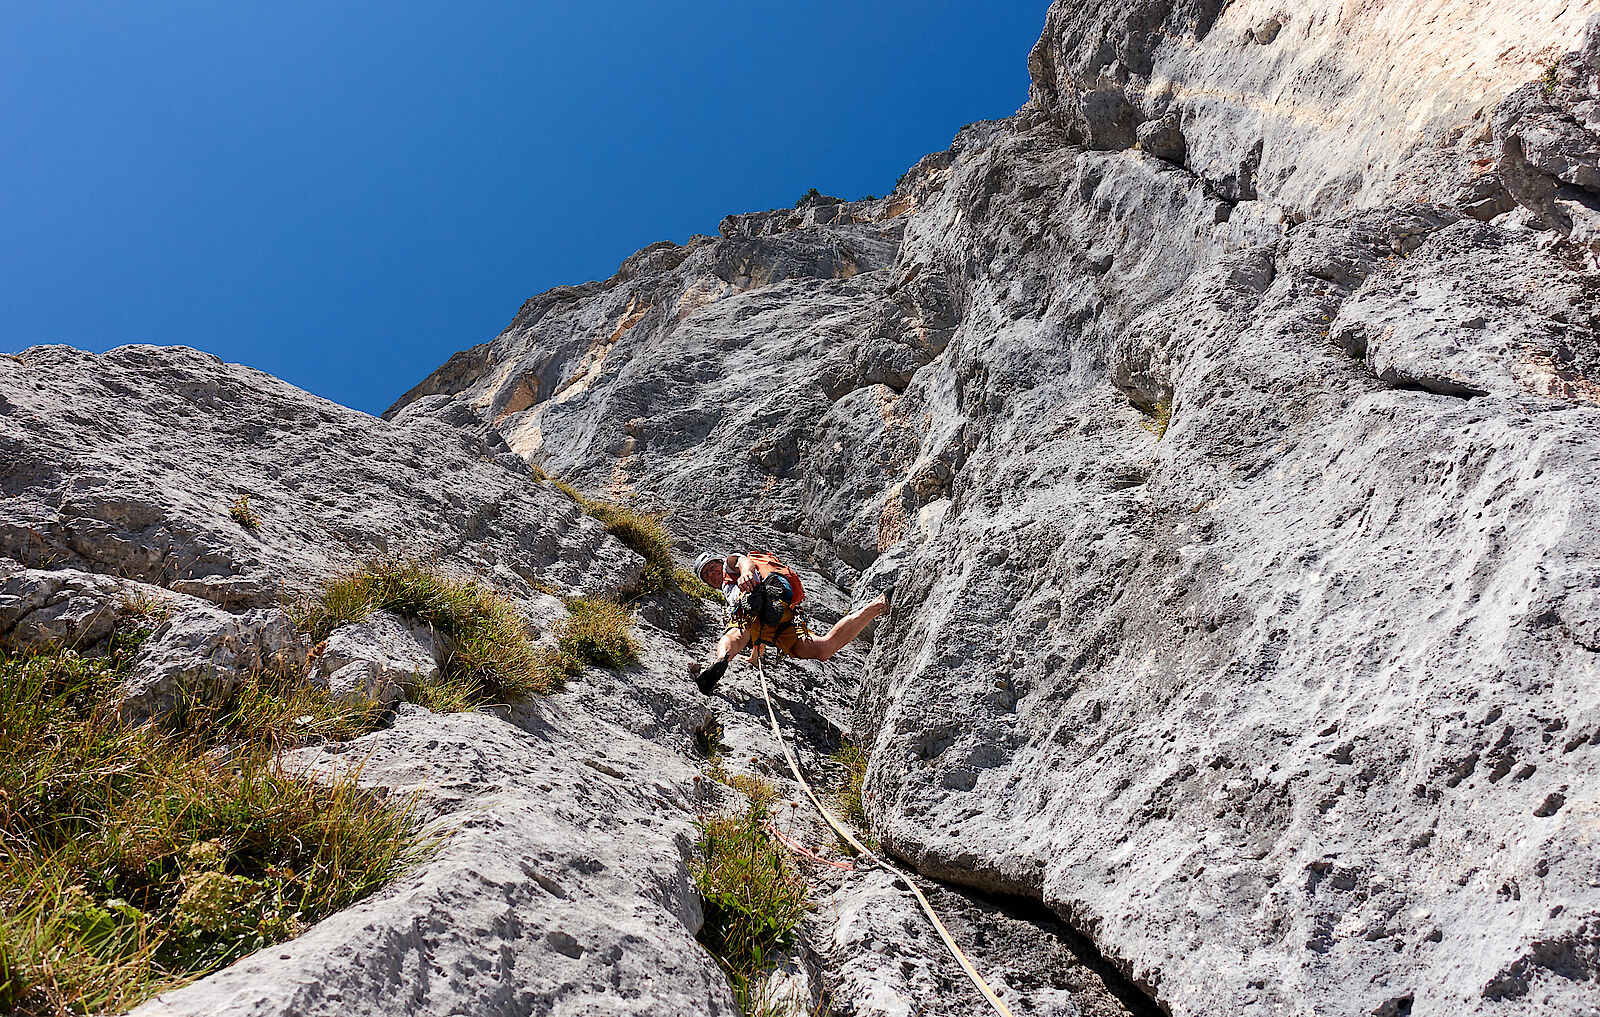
left=117, top=600, right=308, bottom=725
left=1025, top=0, right=1595, bottom=214
left=383, top=196, right=924, bottom=579
left=0, top=560, right=171, bottom=651
left=1494, top=26, right=1600, bottom=265
left=0, top=561, right=310, bottom=725
left=0, top=345, right=640, bottom=608
left=308, top=610, right=441, bottom=706
left=126, top=704, right=736, bottom=1017
left=8, top=3, right=1600, bottom=1016
left=394, top=7, right=1600, bottom=1017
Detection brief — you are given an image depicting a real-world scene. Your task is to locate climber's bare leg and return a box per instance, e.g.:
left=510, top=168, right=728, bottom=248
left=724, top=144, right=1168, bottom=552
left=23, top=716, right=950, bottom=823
left=717, top=627, right=750, bottom=662
left=789, top=594, right=888, bottom=661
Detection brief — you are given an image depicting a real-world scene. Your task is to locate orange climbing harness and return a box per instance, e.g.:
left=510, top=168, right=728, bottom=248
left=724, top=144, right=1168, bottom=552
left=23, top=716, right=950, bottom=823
left=755, top=656, right=1019, bottom=1017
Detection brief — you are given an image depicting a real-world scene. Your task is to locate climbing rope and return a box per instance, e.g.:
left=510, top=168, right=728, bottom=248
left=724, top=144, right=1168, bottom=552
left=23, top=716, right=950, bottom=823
left=755, top=656, right=1019, bottom=1017
left=764, top=821, right=857, bottom=871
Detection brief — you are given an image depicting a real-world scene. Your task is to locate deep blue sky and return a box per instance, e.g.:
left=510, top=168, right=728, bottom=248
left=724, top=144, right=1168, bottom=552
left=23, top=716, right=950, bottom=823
left=2, top=2, right=1046, bottom=414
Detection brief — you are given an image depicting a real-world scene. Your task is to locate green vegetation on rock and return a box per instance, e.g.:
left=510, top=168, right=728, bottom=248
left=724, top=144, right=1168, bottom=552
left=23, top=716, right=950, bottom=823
left=293, top=557, right=558, bottom=701
left=227, top=494, right=261, bottom=532
left=556, top=596, right=638, bottom=670
left=830, top=742, right=870, bottom=830
left=549, top=480, right=687, bottom=597
left=1138, top=396, right=1172, bottom=440
left=0, top=641, right=415, bottom=1016
left=692, top=777, right=807, bottom=1016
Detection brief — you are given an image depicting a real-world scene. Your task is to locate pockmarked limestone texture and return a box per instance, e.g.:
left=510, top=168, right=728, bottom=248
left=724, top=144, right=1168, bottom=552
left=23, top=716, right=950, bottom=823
left=126, top=704, right=737, bottom=1017
left=392, top=5, right=1600, bottom=1016
left=0, top=344, right=643, bottom=609
left=6, top=2, right=1600, bottom=1016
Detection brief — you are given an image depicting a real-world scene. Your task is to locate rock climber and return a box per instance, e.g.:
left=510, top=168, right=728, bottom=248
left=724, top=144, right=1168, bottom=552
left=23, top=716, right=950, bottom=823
left=689, top=550, right=889, bottom=694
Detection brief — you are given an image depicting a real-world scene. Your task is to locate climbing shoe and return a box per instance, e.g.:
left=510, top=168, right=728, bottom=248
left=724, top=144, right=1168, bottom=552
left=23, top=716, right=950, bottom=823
left=693, top=655, right=730, bottom=695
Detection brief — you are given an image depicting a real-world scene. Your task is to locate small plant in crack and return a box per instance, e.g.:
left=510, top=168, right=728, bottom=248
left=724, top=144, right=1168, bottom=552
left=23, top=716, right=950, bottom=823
left=692, top=784, right=807, bottom=1014
left=228, top=494, right=261, bottom=531
left=1137, top=397, right=1172, bottom=440
left=830, top=742, right=870, bottom=830
left=693, top=713, right=726, bottom=761
left=1542, top=58, right=1562, bottom=97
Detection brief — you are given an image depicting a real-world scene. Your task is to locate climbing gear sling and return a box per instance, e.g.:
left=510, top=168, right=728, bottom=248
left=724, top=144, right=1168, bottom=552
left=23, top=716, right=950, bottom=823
left=728, top=552, right=809, bottom=650
left=746, top=551, right=805, bottom=606
left=755, top=655, right=1019, bottom=1017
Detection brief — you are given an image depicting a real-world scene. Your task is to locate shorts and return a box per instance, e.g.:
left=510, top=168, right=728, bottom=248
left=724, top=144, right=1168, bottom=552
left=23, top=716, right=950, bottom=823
left=727, top=611, right=808, bottom=655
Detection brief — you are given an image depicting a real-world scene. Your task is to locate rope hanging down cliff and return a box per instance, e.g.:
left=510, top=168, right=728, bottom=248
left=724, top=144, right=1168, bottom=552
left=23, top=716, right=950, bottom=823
left=755, top=655, right=1019, bottom=1017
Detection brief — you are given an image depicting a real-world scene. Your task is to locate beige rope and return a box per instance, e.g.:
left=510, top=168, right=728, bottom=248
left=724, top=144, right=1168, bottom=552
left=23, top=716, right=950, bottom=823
left=756, top=657, right=1019, bottom=1017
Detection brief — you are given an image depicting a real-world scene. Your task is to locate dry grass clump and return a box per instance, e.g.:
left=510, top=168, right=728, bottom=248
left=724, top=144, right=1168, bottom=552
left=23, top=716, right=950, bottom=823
left=556, top=597, right=638, bottom=670
left=293, top=558, right=556, bottom=702
left=692, top=783, right=807, bottom=1015
left=164, top=670, right=389, bottom=755
left=0, top=644, right=414, bottom=1016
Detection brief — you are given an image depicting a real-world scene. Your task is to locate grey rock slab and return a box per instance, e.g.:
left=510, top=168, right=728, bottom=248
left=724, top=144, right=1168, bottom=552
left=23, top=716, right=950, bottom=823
left=129, top=703, right=736, bottom=1017
left=0, top=560, right=182, bottom=652
left=1494, top=20, right=1600, bottom=266
left=1333, top=219, right=1600, bottom=401
left=1026, top=0, right=1597, bottom=214
left=384, top=205, right=929, bottom=543
left=308, top=610, right=440, bottom=706
left=824, top=868, right=1134, bottom=1017
left=0, top=561, right=313, bottom=727
left=117, top=601, right=309, bottom=726
left=0, top=345, right=640, bottom=609
left=399, top=17, right=1600, bottom=1013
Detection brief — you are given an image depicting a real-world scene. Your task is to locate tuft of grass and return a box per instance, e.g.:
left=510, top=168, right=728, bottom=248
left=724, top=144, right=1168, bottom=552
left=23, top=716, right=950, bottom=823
left=411, top=672, right=485, bottom=714
left=163, top=670, right=390, bottom=755
left=589, top=505, right=675, bottom=596
left=227, top=495, right=261, bottom=532
left=675, top=569, right=720, bottom=602
left=293, top=558, right=555, bottom=703
left=556, top=597, right=638, bottom=669
left=692, top=790, right=808, bottom=1013
left=830, top=743, right=870, bottom=830
left=1137, top=397, right=1172, bottom=440
left=1542, top=58, right=1562, bottom=96
left=0, top=644, right=415, bottom=1016
left=728, top=775, right=779, bottom=812
left=121, top=592, right=171, bottom=625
